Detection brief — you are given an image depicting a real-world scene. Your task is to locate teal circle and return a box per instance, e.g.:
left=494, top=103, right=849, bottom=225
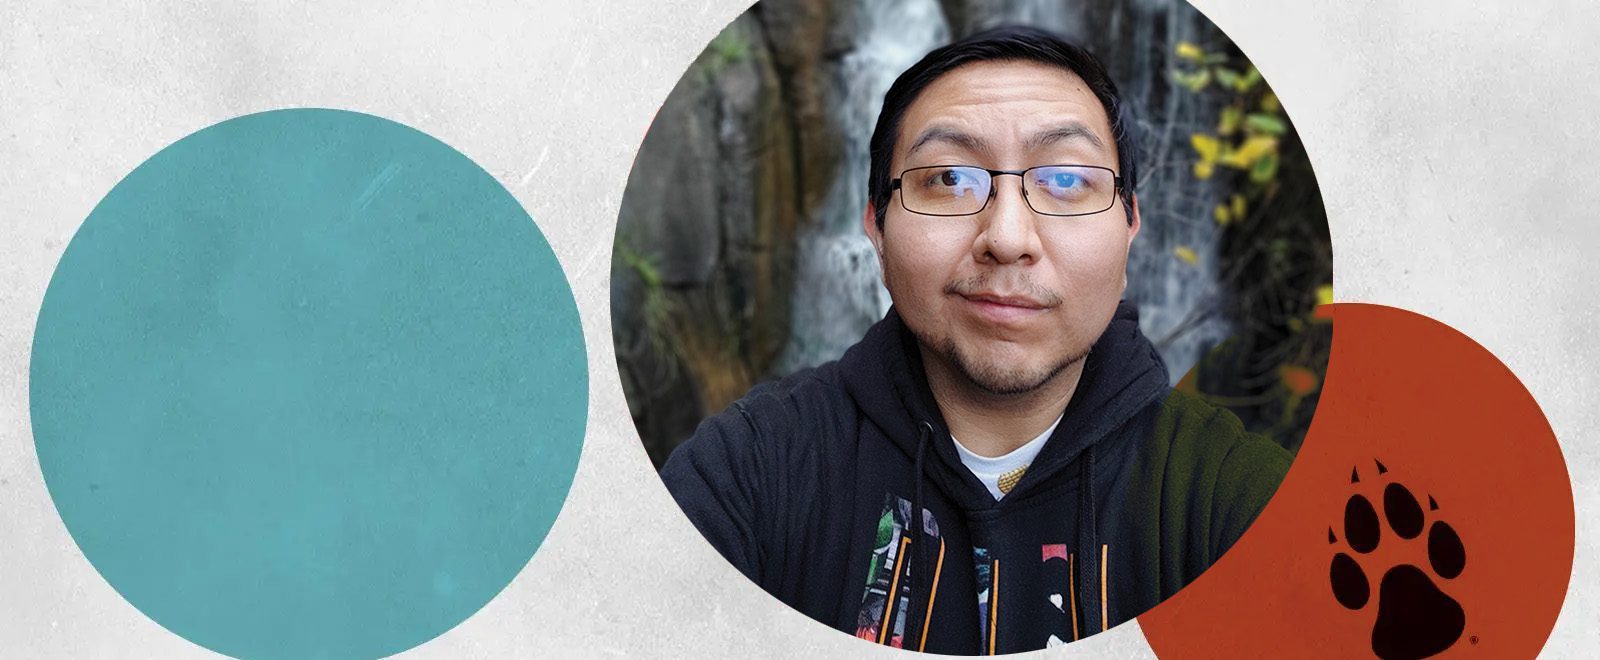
left=30, top=109, right=587, bottom=659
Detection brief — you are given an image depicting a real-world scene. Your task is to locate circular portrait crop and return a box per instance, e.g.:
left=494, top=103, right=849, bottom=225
left=611, top=0, right=1332, bottom=653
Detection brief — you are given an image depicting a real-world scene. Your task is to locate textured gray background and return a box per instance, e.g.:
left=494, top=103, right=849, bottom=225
left=1, top=0, right=1596, bottom=657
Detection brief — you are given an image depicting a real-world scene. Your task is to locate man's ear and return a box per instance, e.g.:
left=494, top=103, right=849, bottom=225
left=1123, top=193, right=1141, bottom=294
left=1126, top=192, right=1142, bottom=247
left=863, top=203, right=885, bottom=262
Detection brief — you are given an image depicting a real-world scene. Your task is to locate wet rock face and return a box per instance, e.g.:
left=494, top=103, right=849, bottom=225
left=752, top=2, right=850, bottom=221
left=616, top=13, right=810, bottom=466
left=621, top=67, right=719, bottom=289
left=712, top=17, right=801, bottom=376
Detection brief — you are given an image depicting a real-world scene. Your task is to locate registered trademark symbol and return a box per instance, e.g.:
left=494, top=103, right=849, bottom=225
left=1470, top=635, right=1479, bottom=645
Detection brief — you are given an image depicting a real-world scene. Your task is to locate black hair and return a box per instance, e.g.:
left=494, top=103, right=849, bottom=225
left=867, top=25, right=1137, bottom=229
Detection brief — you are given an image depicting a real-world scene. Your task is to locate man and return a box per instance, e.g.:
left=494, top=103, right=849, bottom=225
left=660, top=26, right=1290, bottom=654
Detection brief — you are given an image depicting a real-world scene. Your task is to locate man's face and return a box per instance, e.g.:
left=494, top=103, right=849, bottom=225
left=865, top=59, right=1140, bottom=396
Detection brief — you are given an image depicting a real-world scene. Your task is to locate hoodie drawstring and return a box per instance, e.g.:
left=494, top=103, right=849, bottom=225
left=904, top=421, right=933, bottom=650
left=1074, top=443, right=1100, bottom=638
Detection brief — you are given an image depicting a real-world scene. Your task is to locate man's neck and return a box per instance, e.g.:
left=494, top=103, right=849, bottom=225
left=922, top=351, right=1084, bottom=458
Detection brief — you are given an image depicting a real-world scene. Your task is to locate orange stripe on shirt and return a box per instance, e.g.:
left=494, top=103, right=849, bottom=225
left=877, top=536, right=912, bottom=644
left=917, top=538, right=945, bottom=652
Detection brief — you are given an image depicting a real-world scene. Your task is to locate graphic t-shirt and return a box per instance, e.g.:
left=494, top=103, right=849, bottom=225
left=952, top=414, right=1064, bottom=500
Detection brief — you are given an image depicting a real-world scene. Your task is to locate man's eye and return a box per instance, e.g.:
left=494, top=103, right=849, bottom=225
left=931, top=169, right=972, bottom=188
left=923, top=168, right=985, bottom=198
left=1034, top=169, right=1096, bottom=200
left=1037, top=172, right=1082, bottom=191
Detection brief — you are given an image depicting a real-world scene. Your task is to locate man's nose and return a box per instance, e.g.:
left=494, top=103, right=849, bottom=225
left=974, top=175, right=1042, bottom=265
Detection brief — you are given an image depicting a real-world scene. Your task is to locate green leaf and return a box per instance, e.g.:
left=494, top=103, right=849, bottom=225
left=1237, top=66, right=1263, bottom=92
left=1214, top=67, right=1241, bottom=88
left=1251, top=151, right=1280, bottom=184
left=1181, top=68, right=1212, bottom=92
left=1260, top=92, right=1281, bottom=113
left=1218, top=106, right=1243, bottom=136
left=1245, top=113, right=1288, bottom=136
left=616, top=241, right=662, bottom=289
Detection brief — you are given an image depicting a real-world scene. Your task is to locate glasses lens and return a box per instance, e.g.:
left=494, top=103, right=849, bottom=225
left=901, top=166, right=990, bottom=215
left=1025, top=166, right=1115, bottom=216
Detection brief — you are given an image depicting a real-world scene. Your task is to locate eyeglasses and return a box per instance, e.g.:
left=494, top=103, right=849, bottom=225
left=891, top=165, right=1125, bottom=217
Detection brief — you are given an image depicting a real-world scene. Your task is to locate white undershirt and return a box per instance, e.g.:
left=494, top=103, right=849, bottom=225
left=951, top=414, right=1064, bottom=500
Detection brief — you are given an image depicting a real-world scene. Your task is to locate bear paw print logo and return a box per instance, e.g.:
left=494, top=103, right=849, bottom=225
left=1328, top=460, right=1467, bottom=660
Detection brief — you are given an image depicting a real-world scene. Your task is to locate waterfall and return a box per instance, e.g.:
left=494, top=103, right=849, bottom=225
left=976, top=0, right=1082, bottom=36
left=774, top=0, right=949, bottom=373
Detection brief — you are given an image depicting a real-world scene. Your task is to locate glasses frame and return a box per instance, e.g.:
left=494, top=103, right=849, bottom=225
left=890, top=164, right=1126, bottom=217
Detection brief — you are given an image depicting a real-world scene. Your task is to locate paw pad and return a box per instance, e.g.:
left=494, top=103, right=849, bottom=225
left=1329, top=460, right=1466, bottom=659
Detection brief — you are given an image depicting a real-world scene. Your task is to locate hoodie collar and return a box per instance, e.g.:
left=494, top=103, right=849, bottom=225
left=840, top=301, right=1170, bottom=510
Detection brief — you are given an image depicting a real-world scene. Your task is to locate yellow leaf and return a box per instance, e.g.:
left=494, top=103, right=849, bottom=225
left=1173, top=246, right=1199, bottom=265
left=1261, top=92, right=1281, bottom=113
left=1218, top=147, right=1249, bottom=169
left=1176, top=41, right=1204, bottom=61
left=1190, top=133, right=1220, bottom=162
left=1316, top=284, right=1334, bottom=307
left=1193, top=161, right=1214, bottom=180
left=1232, top=135, right=1279, bottom=166
left=1213, top=204, right=1230, bottom=226
left=1231, top=194, right=1247, bottom=221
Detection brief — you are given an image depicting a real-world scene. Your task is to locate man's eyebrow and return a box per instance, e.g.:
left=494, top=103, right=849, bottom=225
left=1025, top=123, right=1106, bottom=151
left=907, top=126, right=989, bottom=156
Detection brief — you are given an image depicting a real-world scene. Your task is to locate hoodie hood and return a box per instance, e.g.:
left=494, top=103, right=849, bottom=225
left=839, top=301, right=1171, bottom=510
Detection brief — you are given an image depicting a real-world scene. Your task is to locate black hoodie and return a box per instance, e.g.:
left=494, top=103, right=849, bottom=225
left=661, top=302, right=1291, bottom=654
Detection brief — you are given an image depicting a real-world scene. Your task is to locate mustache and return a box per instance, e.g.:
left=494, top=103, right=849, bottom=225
left=943, top=274, right=1064, bottom=308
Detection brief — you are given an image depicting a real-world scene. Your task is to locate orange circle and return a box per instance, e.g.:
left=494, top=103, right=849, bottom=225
left=1139, top=303, right=1575, bottom=658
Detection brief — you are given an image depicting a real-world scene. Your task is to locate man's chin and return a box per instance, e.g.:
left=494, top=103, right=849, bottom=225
left=941, top=343, right=1082, bottom=397
left=958, top=363, right=1066, bottom=396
